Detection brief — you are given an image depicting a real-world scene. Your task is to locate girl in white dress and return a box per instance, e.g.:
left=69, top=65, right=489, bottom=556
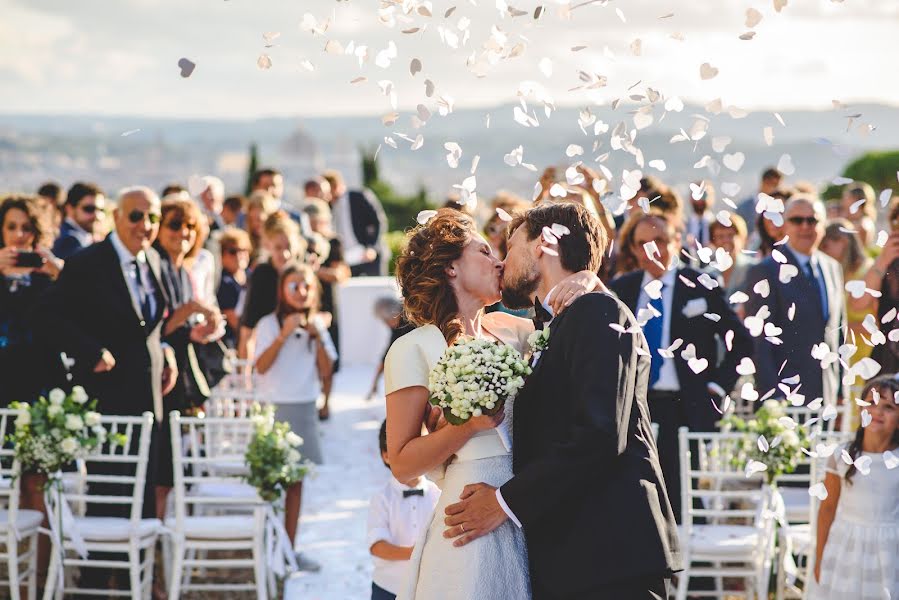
left=384, top=209, right=600, bottom=600
left=813, top=374, right=899, bottom=600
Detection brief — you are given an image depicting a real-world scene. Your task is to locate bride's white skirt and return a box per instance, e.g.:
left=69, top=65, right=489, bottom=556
left=399, top=454, right=531, bottom=600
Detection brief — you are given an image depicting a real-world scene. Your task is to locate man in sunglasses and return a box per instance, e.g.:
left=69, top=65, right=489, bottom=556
left=52, top=181, right=105, bottom=260
left=743, top=194, right=847, bottom=409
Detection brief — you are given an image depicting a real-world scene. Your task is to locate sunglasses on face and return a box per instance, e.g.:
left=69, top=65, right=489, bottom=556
left=79, top=204, right=99, bottom=214
left=127, top=210, right=161, bottom=224
left=164, top=219, right=197, bottom=232
left=787, top=216, right=819, bottom=226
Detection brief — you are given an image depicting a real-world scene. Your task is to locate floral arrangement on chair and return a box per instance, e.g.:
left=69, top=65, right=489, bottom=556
left=9, top=386, right=124, bottom=479
left=719, top=398, right=809, bottom=485
left=245, top=405, right=312, bottom=503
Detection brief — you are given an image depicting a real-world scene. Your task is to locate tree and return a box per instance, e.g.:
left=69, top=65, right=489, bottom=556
left=245, top=143, right=259, bottom=196
left=360, top=147, right=432, bottom=231
left=822, top=150, right=899, bottom=200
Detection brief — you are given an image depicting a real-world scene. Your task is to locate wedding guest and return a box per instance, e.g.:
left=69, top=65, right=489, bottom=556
left=217, top=227, right=251, bottom=349
left=609, top=210, right=752, bottom=520
left=709, top=214, right=754, bottom=299
left=197, top=175, right=226, bottom=232
left=251, top=168, right=284, bottom=202
left=685, top=180, right=715, bottom=251
left=322, top=169, right=388, bottom=276
left=153, top=198, right=222, bottom=519
left=36, top=181, right=64, bottom=234
left=819, top=219, right=874, bottom=365
left=737, top=167, right=783, bottom=235
left=238, top=211, right=307, bottom=363
left=483, top=193, right=528, bottom=260
left=839, top=182, right=877, bottom=250
left=755, top=211, right=786, bottom=258
left=35, top=187, right=177, bottom=595
left=244, top=191, right=278, bottom=267
left=812, top=374, right=899, bottom=599
left=222, top=195, right=246, bottom=228
left=53, top=182, right=106, bottom=259
left=638, top=176, right=684, bottom=232
left=366, top=297, right=414, bottom=401
left=851, top=198, right=899, bottom=373
left=254, top=262, right=334, bottom=572
left=0, top=196, right=62, bottom=406
left=160, top=183, right=186, bottom=199
left=303, top=198, right=349, bottom=402
left=304, top=177, right=332, bottom=203
left=368, top=420, right=440, bottom=600
left=743, top=195, right=847, bottom=407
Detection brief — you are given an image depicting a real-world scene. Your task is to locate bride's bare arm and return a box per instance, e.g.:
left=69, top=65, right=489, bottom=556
left=549, top=270, right=606, bottom=314
left=386, top=386, right=504, bottom=482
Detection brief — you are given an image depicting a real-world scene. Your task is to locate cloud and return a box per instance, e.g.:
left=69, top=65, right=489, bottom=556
left=0, top=0, right=897, bottom=118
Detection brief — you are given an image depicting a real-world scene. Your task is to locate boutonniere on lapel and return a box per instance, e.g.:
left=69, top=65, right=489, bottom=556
left=527, top=324, right=551, bottom=367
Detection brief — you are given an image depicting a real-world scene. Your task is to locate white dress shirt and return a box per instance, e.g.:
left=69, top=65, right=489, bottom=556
left=368, top=476, right=440, bottom=594
left=64, top=217, right=94, bottom=248
left=637, top=269, right=680, bottom=392
left=109, top=231, right=157, bottom=325
left=331, top=192, right=368, bottom=267
left=686, top=212, right=712, bottom=247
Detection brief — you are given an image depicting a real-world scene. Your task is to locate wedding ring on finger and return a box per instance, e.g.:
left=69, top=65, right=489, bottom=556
left=460, top=524, right=465, bottom=533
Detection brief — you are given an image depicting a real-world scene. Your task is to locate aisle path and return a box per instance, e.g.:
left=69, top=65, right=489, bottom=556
left=284, top=364, right=389, bottom=599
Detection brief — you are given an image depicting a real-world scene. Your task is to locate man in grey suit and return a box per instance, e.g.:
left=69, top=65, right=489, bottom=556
left=743, top=195, right=847, bottom=407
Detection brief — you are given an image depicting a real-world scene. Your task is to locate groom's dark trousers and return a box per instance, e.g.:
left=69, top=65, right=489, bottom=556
left=500, top=293, right=682, bottom=599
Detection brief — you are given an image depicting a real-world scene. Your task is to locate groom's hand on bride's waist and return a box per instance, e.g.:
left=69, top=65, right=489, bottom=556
left=443, top=483, right=507, bottom=547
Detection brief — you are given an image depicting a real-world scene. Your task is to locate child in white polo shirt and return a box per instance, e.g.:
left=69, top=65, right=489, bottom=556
left=367, top=420, right=440, bottom=600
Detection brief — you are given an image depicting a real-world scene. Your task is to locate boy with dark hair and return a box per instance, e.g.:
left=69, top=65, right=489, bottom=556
left=367, top=420, right=439, bottom=600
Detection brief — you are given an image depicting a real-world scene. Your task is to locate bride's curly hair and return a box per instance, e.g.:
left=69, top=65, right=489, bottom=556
left=395, top=209, right=476, bottom=343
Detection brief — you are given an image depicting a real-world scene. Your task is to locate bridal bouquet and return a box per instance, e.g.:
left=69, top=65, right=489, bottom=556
left=245, top=405, right=312, bottom=503
left=428, top=337, right=531, bottom=449
left=719, top=399, right=808, bottom=485
left=9, top=386, right=124, bottom=477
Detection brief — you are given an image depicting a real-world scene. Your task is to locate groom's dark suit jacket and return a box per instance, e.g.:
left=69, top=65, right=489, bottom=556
left=501, top=292, right=681, bottom=597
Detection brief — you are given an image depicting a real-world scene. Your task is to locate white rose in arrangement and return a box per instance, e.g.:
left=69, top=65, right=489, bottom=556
left=16, top=411, right=30, bottom=427
left=781, top=429, right=800, bottom=448
left=84, top=411, right=101, bottom=427
left=48, top=388, right=66, bottom=405
left=287, top=449, right=301, bottom=464
left=285, top=431, right=303, bottom=447
left=60, top=438, right=79, bottom=455
left=47, top=404, right=63, bottom=418
left=71, top=386, right=89, bottom=404
left=65, top=414, right=84, bottom=431
left=93, top=426, right=107, bottom=443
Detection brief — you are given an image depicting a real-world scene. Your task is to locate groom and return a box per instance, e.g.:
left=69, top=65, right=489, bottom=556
left=444, top=202, right=681, bottom=599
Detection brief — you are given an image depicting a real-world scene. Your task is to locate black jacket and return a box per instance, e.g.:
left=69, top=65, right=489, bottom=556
left=610, top=267, right=752, bottom=431
left=500, top=293, right=681, bottom=596
left=35, top=236, right=167, bottom=417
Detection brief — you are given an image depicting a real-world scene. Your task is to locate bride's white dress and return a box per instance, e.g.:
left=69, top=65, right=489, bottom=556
left=384, top=316, right=532, bottom=600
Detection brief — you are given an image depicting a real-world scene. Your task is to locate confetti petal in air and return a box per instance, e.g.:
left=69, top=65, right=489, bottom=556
left=699, top=63, right=719, bottom=80
left=177, top=58, right=196, bottom=78
left=416, top=210, right=438, bottom=224
left=496, top=207, right=512, bottom=222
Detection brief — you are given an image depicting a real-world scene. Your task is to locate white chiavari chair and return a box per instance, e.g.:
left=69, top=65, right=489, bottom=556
left=165, top=411, right=267, bottom=599
left=43, top=412, right=158, bottom=600
left=676, top=428, right=777, bottom=600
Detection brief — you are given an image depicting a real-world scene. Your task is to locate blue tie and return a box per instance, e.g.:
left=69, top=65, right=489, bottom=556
left=643, top=289, right=665, bottom=387
left=804, top=259, right=829, bottom=322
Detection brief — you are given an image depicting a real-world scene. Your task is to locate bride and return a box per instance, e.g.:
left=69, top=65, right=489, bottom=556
left=384, top=208, right=600, bottom=599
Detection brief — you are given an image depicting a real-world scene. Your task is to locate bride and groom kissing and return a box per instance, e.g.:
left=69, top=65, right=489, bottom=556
left=384, top=202, right=681, bottom=599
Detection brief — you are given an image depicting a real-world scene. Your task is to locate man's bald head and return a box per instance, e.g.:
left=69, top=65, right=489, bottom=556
left=114, top=186, right=161, bottom=256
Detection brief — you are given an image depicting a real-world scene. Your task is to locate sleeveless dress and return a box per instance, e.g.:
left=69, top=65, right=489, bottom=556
left=811, top=444, right=899, bottom=600
left=384, top=315, right=533, bottom=600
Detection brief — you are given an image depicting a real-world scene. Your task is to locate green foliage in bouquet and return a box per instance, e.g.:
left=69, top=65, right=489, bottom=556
left=428, top=337, right=531, bottom=426
left=9, top=386, right=126, bottom=477
left=719, top=399, right=809, bottom=485
left=245, top=405, right=312, bottom=503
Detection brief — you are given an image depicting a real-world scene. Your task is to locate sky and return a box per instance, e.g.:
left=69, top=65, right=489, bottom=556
left=2, top=0, right=898, bottom=119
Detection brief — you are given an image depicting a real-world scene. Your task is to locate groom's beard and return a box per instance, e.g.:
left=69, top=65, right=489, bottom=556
left=502, top=266, right=540, bottom=310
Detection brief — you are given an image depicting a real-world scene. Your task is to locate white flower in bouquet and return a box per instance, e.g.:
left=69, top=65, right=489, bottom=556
left=781, top=429, right=800, bottom=448
left=49, top=388, right=66, bottom=405
left=65, top=414, right=84, bottom=431
left=286, top=431, right=303, bottom=447
left=47, top=404, right=63, bottom=418
left=71, top=386, right=89, bottom=404
left=16, top=411, right=30, bottom=427
left=84, top=411, right=101, bottom=427
left=60, top=438, right=79, bottom=455
left=287, top=449, right=301, bottom=464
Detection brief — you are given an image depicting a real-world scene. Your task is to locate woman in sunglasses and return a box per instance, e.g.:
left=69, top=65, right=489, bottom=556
left=0, top=195, right=63, bottom=406
left=152, top=198, right=223, bottom=519
left=254, top=261, right=334, bottom=572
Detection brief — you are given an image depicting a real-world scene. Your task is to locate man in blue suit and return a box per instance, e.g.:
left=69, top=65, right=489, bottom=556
left=52, top=182, right=105, bottom=259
